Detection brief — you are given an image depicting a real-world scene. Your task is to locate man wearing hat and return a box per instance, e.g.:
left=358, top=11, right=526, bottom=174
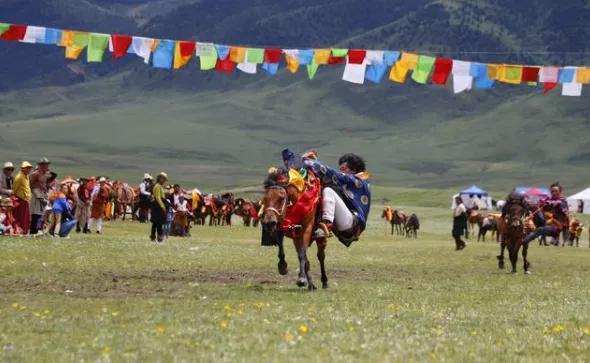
left=0, top=162, right=15, bottom=197
left=88, top=177, right=110, bottom=234
left=29, top=157, right=55, bottom=234
left=75, top=177, right=91, bottom=233
left=138, top=173, right=154, bottom=223
left=12, top=161, right=33, bottom=235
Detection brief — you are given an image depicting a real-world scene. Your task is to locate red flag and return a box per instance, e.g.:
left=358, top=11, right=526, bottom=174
left=328, top=56, right=345, bottom=64
left=0, top=24, right=27, bottom=41
left=111, top=34, right=132, bottom=60
left=179, top=41, right=196, bottom=57
left=348, top=49, right=366, bottom=64
left=522, top=66, right=540, bottom=82
left=543, top=82, right=557, bottom=94
left=264, top=48, right=282, bottom=63
left=432, top=58, right=453, bottom=86
left=215, top=57, right=235, bottom=73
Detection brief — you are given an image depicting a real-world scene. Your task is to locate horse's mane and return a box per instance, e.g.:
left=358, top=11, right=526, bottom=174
left=264, top=167, right=288, bottom=189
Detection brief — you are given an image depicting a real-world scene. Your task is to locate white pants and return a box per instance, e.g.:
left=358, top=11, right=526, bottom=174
left=88, top=218, right=102, bottom=232
left=322, top=188, right=354, bottom=232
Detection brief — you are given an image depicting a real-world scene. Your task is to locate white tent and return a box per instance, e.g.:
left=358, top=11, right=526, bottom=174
left=567, top=188, right=590, bottom=214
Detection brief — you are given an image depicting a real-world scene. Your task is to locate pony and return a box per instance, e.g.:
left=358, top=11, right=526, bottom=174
left=261, top=168, right=327, bottom=290
left=497, top=203, right=531, bottom=274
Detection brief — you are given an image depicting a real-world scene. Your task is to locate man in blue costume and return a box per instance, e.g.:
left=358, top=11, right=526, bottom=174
left=282, top=148, right=371, bottom=247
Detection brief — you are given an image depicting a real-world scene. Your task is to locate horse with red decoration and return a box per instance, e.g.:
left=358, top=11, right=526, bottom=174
left=261, top=148, right=371, bottom=290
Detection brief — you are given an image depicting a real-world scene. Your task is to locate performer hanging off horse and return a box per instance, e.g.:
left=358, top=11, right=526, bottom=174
left=261, top=148, right=371, bottom=290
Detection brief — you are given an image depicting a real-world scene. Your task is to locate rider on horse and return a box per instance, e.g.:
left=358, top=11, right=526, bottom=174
left=281, top=148, right=371, bottom=247
left=522, top=183, right=569, bottom=246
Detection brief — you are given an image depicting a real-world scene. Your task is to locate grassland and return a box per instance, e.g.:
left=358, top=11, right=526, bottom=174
left=1, top=193, right=589, bottom=362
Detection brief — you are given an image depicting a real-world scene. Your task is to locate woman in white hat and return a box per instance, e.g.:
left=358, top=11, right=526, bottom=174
left=0, top=162, right=15, bottom=197
left=150, top=172, right=168, bottom=242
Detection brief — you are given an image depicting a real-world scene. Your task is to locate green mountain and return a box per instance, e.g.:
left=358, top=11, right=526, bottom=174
left=0, top=0, right=589, bottom=191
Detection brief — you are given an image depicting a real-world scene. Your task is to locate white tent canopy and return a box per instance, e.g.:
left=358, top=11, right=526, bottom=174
left=567, top=188, right=590, bottom=214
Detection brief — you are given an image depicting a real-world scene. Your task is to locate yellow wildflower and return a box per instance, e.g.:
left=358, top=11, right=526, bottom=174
left=220, top=320, right=228, bottom=329
left=298, top=325, right=309, bottom=334
left=284, top=332, right=295, bottom=342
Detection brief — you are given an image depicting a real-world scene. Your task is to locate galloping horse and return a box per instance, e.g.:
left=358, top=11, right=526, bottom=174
left=261, top=168, right=328, bottom=290
left=497, top=203, right=531, bottom=274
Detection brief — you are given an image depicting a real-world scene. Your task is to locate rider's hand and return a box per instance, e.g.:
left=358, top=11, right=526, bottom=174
left=302, top=149, right=318, bottom=161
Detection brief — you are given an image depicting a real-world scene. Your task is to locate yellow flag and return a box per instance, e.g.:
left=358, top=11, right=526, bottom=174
left=229, top=47, right=246, bottom=63
left=285, top=54, right=299, bottom=73
left=314, top=49, right=331, bottom=65
left=173, top=42, right=192, bottom=70
left=59, top=30, right=74, bottom=47
left=487, top=64, right=500, bottom=79
left=497, top=64, right=523, bottom=84
left=576, top=67, right=590, bottom=84
left=389, top=61, right=409, bottom=83
left=65, top=46, right=85, bottom=60
left=400, top=52, right=419, bottom=70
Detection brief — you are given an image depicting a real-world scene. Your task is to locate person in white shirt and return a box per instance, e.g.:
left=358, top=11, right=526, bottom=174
left=138, top=174, right=153, bottom=223
left=452, top=196, right=468, bottom=250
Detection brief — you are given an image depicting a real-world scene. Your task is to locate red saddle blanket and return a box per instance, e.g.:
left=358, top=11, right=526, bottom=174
left=279, top=176, right=321, bottom=238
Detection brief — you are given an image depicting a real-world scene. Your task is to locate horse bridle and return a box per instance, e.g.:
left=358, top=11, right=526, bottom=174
left=263, top=185, right=288, bottom=221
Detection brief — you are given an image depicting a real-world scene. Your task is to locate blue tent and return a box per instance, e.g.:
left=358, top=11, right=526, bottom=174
left=459, top=185, right=488, bottom=196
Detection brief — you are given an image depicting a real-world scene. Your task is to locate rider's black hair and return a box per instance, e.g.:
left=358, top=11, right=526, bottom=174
left=550, top=182, right=562, bottom=192
left=338, top=153, right=366, bottom=173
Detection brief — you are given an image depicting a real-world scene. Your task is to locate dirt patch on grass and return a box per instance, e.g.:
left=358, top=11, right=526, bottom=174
left=0, top=267, right=391, bottom=298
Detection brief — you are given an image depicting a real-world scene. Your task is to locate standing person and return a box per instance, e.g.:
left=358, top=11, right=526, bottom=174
left=0, top=162, right=15, bottom=197
left=88, top=177, right=110, bottom=234
left=12, top=162, right=33, bottom=235
left=174, top=194, right=192, bottom=237
left=29, top=158, right=54, bottom=235
left=452, top=196, right=468, bottom=250
left=150, top=172, right=168, bottom=242
left=75, top=178, right=91, bottom=233
left=138, top=174, right=153, bottom=223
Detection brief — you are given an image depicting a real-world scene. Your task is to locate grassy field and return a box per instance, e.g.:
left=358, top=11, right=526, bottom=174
left=1, top=198, right=589, bottom=362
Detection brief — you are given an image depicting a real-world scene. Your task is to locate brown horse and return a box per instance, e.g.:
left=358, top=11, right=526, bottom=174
left=392, top=210, right=407, bottom=236
left=405, top=213, right=420, bottom=238
left=261, top=169, right=327, bottom=290
left=111, top=181, right=136, bottom=221
left=235, top=198, right=262, bottom=227
left=381, top=207, right=394, bottom=235
left=497, top=204, right=531, bottom=274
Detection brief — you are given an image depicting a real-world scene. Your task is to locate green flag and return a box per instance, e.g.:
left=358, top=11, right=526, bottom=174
left=246, top=48, right=264, bottom=64
left=73, top=32, right=89, bottom=47
left=331, top=48, right=348, bottom=57
left=87, top=33, right=109, bottom=62
left=411, top=55, right=435, bottom=84
left=0, top=23, right=10, bottom=36
left=307, top=61, right=319, bottom=80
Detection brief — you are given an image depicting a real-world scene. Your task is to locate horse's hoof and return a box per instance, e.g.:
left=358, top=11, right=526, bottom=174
left=524, top=270, right=531, bottom=275
left=498, top=262, right=505, bottom=269
left=511, top=270, right=517, bottom=274
left=296, top=278, right=306, bottom=288
left=278, top=261, right=288, bottom=276
left=322, top=283, right=329, bottom=289
left=308, top=283, right=317, bottom=291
